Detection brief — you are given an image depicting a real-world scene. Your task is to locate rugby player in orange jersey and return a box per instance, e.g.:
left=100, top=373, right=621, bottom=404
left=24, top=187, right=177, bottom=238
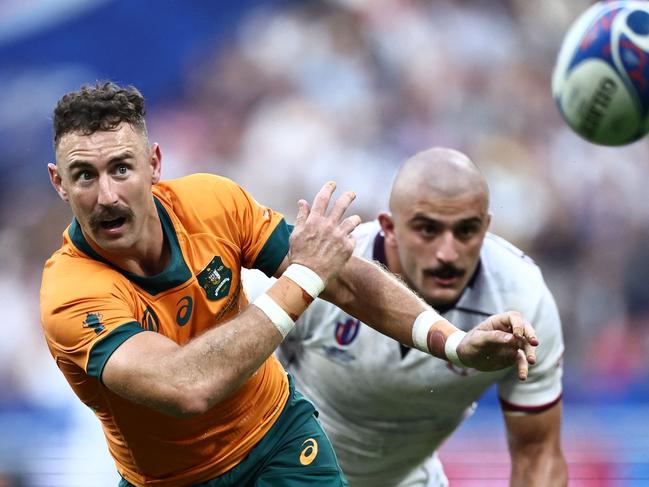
left=40, top=82, right=538, bottom=487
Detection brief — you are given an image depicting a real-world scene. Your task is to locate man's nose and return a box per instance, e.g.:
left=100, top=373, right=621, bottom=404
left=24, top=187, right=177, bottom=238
left=97, top=175, right=118, bottom=206
left=435, top=232, right=459, bottom=263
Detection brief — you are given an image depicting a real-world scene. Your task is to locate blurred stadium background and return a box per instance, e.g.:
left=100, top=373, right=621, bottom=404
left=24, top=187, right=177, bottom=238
left=1, top=0, right=649, bottom=485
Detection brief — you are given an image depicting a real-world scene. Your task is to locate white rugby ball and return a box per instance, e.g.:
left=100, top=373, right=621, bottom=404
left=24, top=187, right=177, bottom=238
left=552, top=1, right=649, bottom=146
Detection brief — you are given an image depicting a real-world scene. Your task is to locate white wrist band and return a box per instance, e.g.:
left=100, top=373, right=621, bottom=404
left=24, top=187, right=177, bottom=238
left=253, top=293, right=295, bottom=338
left=445, top=330, right=468, bottom=368
left=412, top=310, right=443, bottom=353
left=282, top=263, right=325, bottom=298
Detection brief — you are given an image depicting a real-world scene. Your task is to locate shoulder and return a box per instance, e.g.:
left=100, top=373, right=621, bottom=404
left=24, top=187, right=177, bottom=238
left=351, top=220, right=381, bottom=258
left=479, top=233, right=550, bottom=308
left=41, top=247, right=132, bottom=315
left=153, top=173, right=244, bottom=207
left=482, top=233, right=542, bottom=280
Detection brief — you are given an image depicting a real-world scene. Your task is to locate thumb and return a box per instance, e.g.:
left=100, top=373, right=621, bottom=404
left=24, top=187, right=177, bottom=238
left=295, top=199, right=310, bottom=227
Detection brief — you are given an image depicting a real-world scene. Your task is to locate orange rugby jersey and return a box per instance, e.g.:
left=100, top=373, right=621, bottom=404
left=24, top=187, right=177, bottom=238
left=40, top=174, right=292, bottom=486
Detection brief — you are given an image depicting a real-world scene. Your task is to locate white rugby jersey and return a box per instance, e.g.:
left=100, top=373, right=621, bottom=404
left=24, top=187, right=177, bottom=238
left=244, top=220, right=564, bottom=487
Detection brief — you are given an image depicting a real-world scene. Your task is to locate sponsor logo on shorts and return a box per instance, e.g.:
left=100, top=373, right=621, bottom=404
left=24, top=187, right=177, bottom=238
left=82, top=312, right=105, bottom=334
left=299, top=438, right=318, bottom=466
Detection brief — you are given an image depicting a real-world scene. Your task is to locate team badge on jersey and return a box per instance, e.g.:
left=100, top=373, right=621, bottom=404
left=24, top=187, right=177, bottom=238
left=197, top=256, right=232, bottom=301
left=82, top=312, right=105, bottom=335
left=335, top=318, right=361, bottom=345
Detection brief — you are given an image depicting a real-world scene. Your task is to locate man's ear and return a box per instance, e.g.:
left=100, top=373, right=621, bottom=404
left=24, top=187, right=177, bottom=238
left=150, top=143, right=162, bottom=184
left=378, top=212, right=396, bottom=247
left=48, top=163, right=69, bottom=202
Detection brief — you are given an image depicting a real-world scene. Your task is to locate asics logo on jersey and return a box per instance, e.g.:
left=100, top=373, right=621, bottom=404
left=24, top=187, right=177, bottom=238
left=82, top=312, right=105, bottom=334
left=176, top=296, right=193, bottom=326
left=299, top=438, right=318, bottom=465
left=142, top=306, right=160, bottom=332
left=197, top=256, right=232, bottom=301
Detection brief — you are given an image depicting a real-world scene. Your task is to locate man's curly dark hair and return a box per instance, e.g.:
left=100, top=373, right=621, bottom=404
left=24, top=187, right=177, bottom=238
left=53, top=81, right=147, bottom=147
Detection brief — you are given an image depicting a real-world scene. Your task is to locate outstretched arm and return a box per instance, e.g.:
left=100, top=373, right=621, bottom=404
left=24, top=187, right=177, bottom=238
left=310, top=255, right=538, bottom=377
left=504, top=401, right=568, bottom=487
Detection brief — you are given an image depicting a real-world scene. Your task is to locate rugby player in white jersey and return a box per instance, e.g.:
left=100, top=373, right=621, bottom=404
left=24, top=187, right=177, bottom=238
left=245, top=147, right=566, bottom=487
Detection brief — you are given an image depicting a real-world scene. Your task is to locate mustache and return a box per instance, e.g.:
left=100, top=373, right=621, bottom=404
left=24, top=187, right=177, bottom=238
left=89, top=205, right=133, bottom=228
left=424, top=264, right=465, bottom=280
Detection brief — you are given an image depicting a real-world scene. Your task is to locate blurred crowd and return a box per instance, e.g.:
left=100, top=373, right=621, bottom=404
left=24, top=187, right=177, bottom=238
left=2, top=0, right=649, bottom=483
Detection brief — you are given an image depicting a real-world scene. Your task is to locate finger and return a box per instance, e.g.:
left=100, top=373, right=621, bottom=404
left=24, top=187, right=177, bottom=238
left=310, top=181, right=337, bottom=216
left=516, top=349, right=528, bottom=381
left=295, top=199, right=310, bottom=227
left=339, top=214, right=362, bottom=235
left=523, top=321, right=539, bottom=347
left=507, top=311, right=525, bottom=339
left=523, top=340, right=536, bottom=365
left=328, top=190, right=356, bottom=222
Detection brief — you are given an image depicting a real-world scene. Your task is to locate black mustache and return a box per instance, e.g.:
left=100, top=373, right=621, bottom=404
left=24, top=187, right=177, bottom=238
left=424, top=265, right=464, bottom=279
left=89, top=206, right=133, bottom=228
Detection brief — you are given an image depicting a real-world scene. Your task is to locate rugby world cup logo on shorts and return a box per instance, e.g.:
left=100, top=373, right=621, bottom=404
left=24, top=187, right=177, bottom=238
left=335, top=318, right=361, bottom=345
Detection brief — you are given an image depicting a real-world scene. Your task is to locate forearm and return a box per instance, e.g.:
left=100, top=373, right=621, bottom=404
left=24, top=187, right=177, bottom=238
left=320, top=256, right=458, bottom=358
left=506, top=404, right=567, bottom=487
left=104, top=274, right=313, bottom=417
left=510, top=448, right=567, bottom=487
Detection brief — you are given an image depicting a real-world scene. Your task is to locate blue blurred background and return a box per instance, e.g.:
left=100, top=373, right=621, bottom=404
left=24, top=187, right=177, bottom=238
left=1, top=0, right=649, bottom=485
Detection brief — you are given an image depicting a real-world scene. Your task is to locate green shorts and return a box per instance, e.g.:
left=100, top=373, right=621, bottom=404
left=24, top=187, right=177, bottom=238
left=120, top=374, right=348, bottom=487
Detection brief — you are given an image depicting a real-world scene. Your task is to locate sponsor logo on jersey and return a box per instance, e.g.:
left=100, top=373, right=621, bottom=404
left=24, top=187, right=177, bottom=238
left=142, top=306, right=160, bottom=332
left=322, top=345, right=356, bottom=363
left=176, top=296, right=193, bottom=326
left=299, top=438, right=318, bottom=466
left=335, top=318, right=361, bottom=345
left=197, top=256, right=232, bottom=301
left=82, top=312, right=105, bottom=334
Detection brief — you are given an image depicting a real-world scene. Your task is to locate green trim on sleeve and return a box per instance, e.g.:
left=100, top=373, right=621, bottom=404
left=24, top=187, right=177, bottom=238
left=253, top=221, right=293, bottom=277
left=87, top=321, right=145, bottom=382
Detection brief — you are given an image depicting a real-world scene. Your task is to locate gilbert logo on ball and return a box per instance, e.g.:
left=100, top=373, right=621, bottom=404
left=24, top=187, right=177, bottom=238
left=552, top=1, right=649, bottom=146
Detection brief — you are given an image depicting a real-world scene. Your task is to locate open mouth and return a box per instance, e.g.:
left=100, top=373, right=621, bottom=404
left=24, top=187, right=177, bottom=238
left=100, top=217, right=126, bottom=230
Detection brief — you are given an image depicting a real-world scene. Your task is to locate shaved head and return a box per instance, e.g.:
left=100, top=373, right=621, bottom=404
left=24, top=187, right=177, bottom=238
left=389, top=147, right=489, bottom=215
left=379, top=147, right=491, bottom=308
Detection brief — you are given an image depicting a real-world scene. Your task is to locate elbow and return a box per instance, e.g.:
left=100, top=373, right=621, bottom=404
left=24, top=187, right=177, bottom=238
left=163, top=375, right=240, bottom=418
left=161, top=382, right=215, bottom=418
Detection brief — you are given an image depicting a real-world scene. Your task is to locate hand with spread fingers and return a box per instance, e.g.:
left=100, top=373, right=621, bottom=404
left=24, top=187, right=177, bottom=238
left=288, top=181, right=362, bottom=285
left=456, top=311, right=539, bottom=381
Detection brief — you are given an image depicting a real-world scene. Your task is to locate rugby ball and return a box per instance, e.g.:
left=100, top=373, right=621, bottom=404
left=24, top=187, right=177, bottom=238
left=552, top=1, right=649, bottom=146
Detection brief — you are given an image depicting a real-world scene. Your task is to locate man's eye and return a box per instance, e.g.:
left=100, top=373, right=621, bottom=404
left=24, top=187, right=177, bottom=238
left=117, top=165, right=128, bottom=175
left=79, top=171, right=93, bottom=181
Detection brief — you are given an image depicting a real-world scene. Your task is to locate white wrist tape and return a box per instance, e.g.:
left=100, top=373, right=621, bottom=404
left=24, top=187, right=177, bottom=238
left=282, top=263, right=325, bottom=299
left=445, top=330, right=468, bottom=368
left=411, top=310, right=443, bottom=353
left=253, top=293, right=295, bottom=338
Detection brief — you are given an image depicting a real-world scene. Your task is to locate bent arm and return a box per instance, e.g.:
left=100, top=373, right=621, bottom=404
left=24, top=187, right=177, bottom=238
left=102, top=295, right=287, bottom=418
left=504, top=401, right=568, bottom=487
